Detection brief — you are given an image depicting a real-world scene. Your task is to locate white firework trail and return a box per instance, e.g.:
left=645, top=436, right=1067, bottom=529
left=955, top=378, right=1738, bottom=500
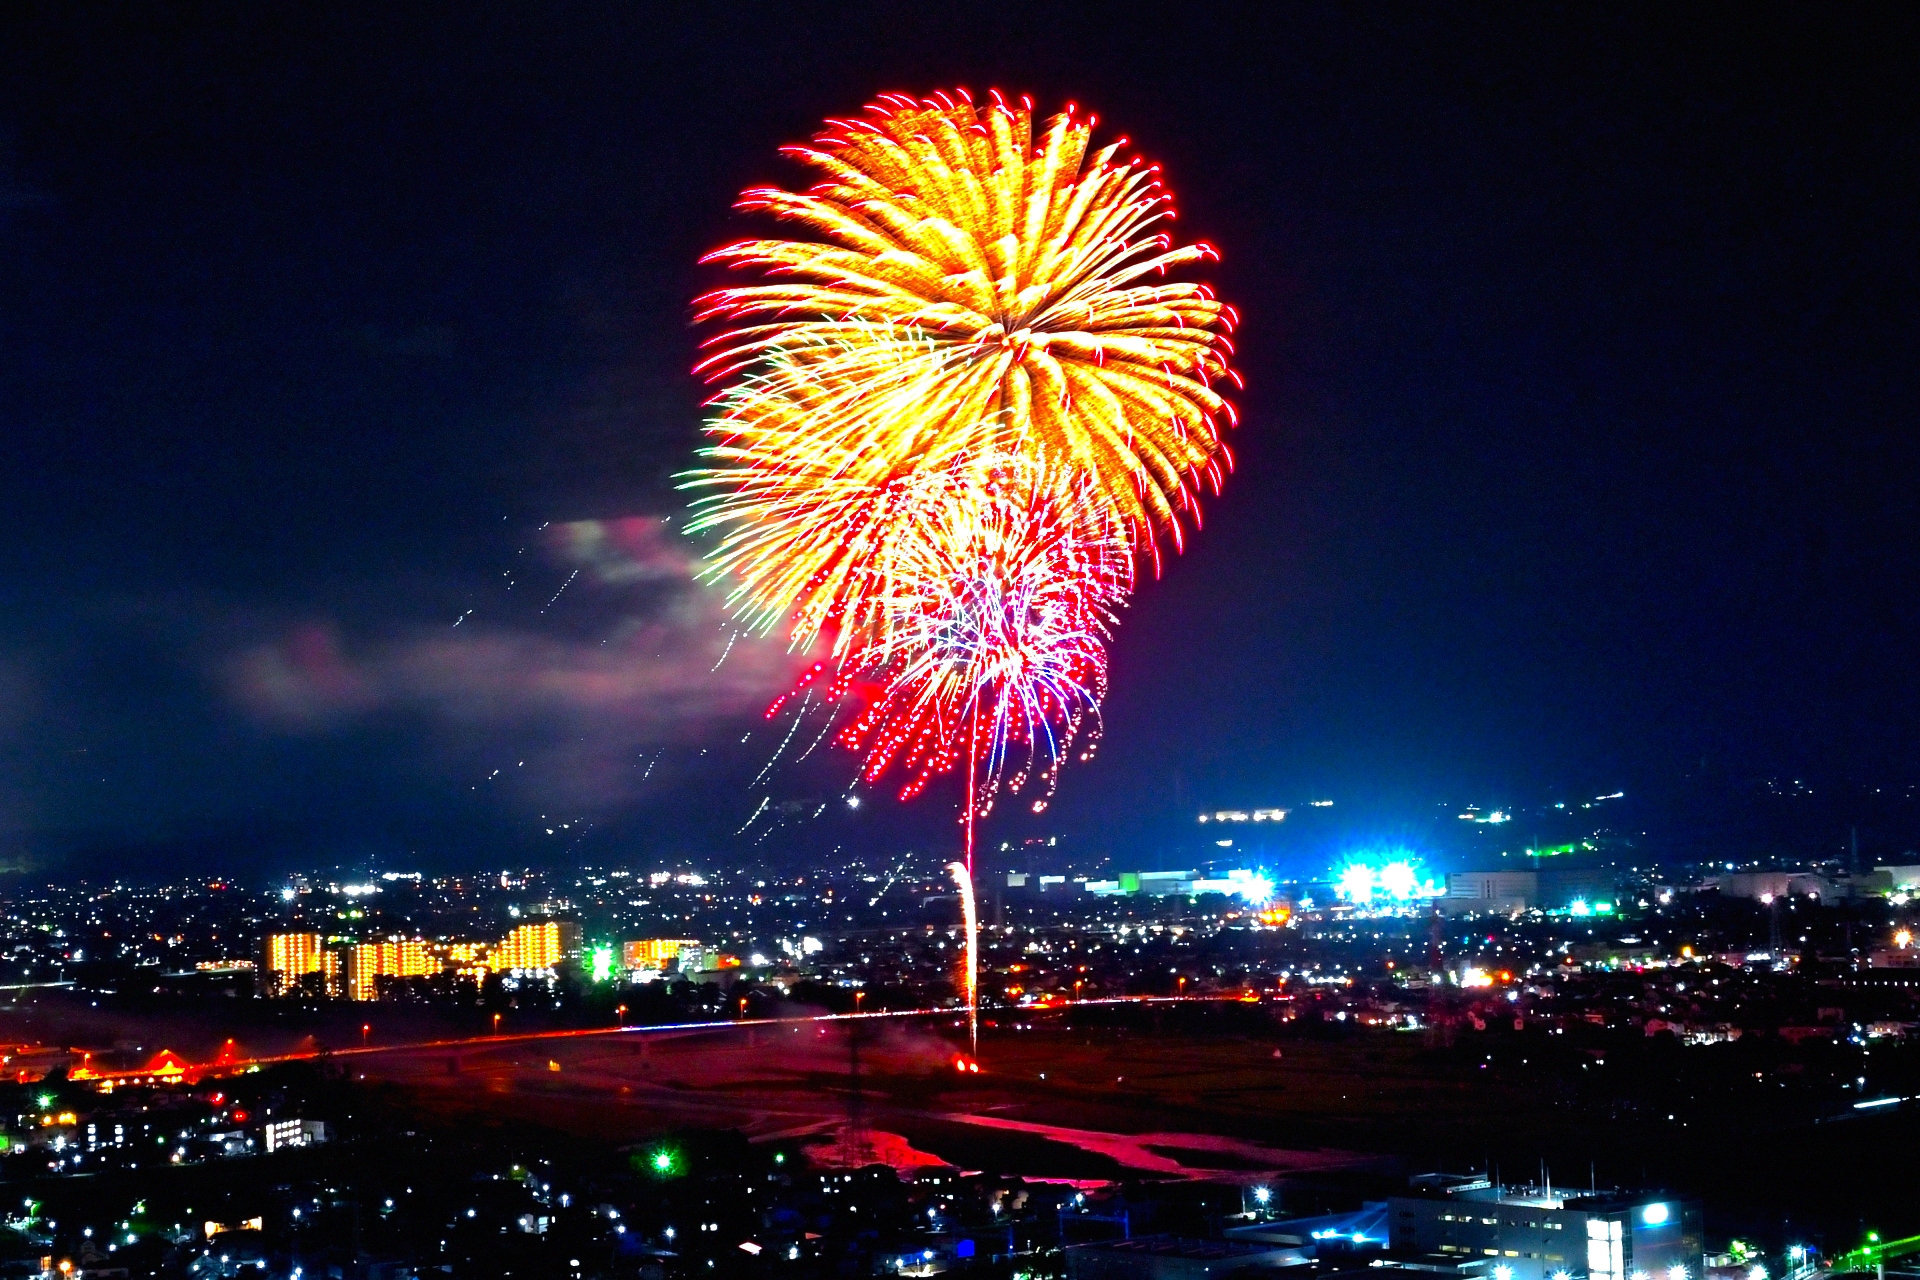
left=733, top=795, right=770, bottom=835
left=748, top=690, right=811, bottom=789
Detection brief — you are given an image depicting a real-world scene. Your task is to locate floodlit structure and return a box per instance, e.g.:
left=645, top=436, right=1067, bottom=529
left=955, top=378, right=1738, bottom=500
left=623, top=938, right=700, bottom=971
left=1389, top=1174, right=1702, bottom=1280
left=1083, top=869, right=1272, bottom=902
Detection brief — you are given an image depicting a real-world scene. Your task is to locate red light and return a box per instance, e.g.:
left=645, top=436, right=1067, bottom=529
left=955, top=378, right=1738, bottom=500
left=968, top=1062, right=979, bottom=1074
left=231, top=1109, right=248, bottom=1123
left=955, top=1057, right=967, bottom=1072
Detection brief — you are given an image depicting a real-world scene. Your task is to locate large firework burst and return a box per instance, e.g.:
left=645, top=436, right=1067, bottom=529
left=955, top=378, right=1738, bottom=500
left=687, top=89, right=1238, bottom=649
left=685, top=88, right=1237, bottom=820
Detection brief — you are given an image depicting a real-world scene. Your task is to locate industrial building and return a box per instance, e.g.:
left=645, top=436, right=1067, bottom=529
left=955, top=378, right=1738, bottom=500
left=1387, top=1174, right=1703, bottom=1280
left=1441, top=869, right=1618, bottom=915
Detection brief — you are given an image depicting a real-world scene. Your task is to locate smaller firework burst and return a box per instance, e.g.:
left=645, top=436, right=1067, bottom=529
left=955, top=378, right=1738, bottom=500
left=822, top=451, right=1130, bottom=815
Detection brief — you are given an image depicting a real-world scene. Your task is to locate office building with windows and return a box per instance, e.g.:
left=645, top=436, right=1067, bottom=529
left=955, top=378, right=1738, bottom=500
left=1389, top=1174, right=1702, bottom=1280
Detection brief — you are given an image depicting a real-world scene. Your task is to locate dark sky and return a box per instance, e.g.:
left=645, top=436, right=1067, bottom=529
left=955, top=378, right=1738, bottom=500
left=1, top=5, right=1917, bottom=875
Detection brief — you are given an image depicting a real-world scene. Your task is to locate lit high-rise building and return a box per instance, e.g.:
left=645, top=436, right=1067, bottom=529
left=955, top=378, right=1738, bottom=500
left=623, top=938, right=699, bottom=971
left=345, top=938, right=441, bottom=1001
left=489, top=921, right=580, bottom=972
left=263, top=933, right=328, bottom=996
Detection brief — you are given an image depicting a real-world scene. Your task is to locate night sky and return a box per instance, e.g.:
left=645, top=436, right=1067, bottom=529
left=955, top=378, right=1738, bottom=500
left=2, top=6, right=1917, bottom=874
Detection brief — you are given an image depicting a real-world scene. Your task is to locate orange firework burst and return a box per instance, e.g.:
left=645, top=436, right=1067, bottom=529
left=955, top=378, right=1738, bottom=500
left=686, top=89, right=1239, bottom=824
left=687, top=88, right=1238, bottom=651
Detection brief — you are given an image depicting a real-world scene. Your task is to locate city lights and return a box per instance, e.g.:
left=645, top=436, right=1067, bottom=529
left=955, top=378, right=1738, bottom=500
left=1378, top=861, right=1418, bottom=900
left=588, top=946, right=616, bottom=984
left=1337, top=863, right=1376, bottom=905
left=1334, top=853, right=1440, bottom=906
left=1224, top=869, right=1275, bottom=905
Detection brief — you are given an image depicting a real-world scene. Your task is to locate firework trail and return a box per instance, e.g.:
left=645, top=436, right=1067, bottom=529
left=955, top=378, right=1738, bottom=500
left=948, top=860, right=979, bottom=1054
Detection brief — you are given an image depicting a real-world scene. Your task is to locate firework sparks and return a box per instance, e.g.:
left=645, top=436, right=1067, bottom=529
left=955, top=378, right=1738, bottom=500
left=685, top=89, right=1240, bottom=914
left=685, top=89, right=1238, bottom=654
left=830, top=452, right=1129, bottom=812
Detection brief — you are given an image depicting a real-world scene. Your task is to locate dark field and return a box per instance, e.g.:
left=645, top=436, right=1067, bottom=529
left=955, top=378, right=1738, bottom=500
left=4, top=989, right=1912, bottom=1249
left=338, top=1002, right=1918, bottom=1249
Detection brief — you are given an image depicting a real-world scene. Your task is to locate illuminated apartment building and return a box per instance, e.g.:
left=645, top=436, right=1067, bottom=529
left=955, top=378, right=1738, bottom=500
left=622, top=938, right=699, bottom=971
left=489, top=921, right=580, bottom=972
left=345, top=938, right=441, bottom=1001
left=262, top=933, right=341, bottom=997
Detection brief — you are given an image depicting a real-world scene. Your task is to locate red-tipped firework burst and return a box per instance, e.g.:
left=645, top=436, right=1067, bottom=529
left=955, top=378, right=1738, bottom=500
left=684, top=88, right=1237, bottom=834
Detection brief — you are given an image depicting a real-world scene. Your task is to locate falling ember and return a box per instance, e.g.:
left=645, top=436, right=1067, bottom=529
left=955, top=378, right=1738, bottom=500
left=948, top=860, right=979, bottom=1055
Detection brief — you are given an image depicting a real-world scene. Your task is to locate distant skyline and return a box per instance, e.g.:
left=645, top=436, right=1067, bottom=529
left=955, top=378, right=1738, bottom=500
left=2, top=6, right=1918, bottom=872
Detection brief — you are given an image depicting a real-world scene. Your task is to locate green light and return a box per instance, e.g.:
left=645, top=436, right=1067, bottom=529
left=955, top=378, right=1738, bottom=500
left=1595, top=902, right=1614, bottom=914
left=774, top=1152, right=785, bottom=1164
left=653, top=1150, right=674, bottom=1173
left=34, top=1094, right=53, bottom=1109
left=589, top=946, right=616, bottom=984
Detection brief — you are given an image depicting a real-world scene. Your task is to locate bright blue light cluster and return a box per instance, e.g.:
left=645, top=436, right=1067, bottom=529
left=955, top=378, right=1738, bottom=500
left=1332, top=851, right=1441, bottom=904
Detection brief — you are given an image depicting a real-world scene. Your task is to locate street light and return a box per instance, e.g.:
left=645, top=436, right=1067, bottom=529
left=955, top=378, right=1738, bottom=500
left=492, top=1012, right=501, bottom=1035
left=361, top=1024, right=370, bottom=1048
